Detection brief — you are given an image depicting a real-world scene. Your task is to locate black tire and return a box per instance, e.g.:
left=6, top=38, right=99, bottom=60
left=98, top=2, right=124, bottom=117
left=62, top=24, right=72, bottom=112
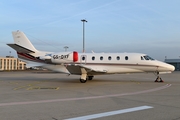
left=80, top=79, right=87, bottom=83
left=88, top=76, right=94, bottom=80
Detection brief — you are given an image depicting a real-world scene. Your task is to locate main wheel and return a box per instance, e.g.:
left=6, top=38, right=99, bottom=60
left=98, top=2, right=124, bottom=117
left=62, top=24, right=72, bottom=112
left=80, top=79, right=87, bottom=83
left=88, top=76, right=94, bottom=80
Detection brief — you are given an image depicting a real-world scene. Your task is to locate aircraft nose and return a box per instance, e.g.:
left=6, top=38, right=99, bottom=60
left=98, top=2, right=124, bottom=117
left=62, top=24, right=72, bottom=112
left=157, top=61, right=175, bottom=72
left=167, top=64, right=175, bottom=71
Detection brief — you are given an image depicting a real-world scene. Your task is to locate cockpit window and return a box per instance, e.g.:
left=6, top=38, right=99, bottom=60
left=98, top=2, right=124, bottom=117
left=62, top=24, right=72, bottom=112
left=141, top=56, right=144, bottom=60
left=143, top=56, right=149, bottom=60
left=143, top=55, right=154, bottom=60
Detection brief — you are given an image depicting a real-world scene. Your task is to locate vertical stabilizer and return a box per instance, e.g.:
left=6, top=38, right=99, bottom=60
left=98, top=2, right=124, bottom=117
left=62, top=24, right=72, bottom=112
left=12, top=30, right=37, bottom=52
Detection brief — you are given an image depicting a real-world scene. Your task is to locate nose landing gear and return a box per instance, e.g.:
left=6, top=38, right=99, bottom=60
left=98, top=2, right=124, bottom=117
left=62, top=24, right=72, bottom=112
left=154, top=71, right=164, bottom=82
left=155, top=76, right=164, bottom=82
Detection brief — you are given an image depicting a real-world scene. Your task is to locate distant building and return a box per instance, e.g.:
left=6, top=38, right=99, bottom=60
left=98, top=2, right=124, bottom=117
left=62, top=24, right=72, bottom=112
left=0, top=56, right=26, bottom=71
left=165, top=59, right=180, bottom=71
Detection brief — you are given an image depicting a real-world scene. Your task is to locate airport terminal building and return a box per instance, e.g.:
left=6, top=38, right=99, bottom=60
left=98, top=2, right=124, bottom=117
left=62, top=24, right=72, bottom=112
left=0, top=56, right=26, bottom=71
left=165, top=59, right=180, bottom=71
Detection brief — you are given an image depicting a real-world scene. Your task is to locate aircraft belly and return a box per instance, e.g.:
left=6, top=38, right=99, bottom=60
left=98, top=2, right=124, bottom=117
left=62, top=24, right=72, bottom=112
left=106, top=67, right=142, bottom=73
left=106, top=65, right=157, bottom=73
left=65, top=64, right=158, bottom=75
left=157, top=67, right=171, bottom=72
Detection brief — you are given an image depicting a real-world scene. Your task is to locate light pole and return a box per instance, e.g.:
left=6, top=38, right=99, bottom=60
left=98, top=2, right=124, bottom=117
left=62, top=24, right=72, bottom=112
left=81, top=19, right=87, bottom=53
left=9, top=51, right=11, bottom=56
left=64, top=46, right=69, bottom=52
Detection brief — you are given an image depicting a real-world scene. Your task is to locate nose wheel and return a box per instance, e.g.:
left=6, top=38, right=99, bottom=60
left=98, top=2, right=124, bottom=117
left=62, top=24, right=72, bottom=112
left=155, top=76, right=164, bottom=82
left=154, top=71, right=164, bottom=82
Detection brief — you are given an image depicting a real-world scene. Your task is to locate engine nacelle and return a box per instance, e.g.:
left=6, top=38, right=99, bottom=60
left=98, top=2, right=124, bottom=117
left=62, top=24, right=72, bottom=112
left=51, top=51, right=78, bottom=64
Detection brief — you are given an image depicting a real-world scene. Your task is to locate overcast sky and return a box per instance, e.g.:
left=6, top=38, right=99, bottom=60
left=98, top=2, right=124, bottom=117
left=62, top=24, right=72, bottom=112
left=1, top=0, right=180, bottom=61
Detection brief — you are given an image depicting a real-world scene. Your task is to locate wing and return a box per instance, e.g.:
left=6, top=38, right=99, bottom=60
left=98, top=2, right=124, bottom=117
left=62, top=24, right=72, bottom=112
left=66, top=64, right=107, bottom=75
left=78, top=64, right=107, bottom=73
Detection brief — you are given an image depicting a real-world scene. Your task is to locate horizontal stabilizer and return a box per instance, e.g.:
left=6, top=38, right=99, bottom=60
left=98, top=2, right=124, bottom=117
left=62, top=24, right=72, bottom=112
left=7, top=43, right=35, bottom=53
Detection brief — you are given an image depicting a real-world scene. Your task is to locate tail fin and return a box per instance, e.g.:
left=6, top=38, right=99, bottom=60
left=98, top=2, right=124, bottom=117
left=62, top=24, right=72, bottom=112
left=7, top=31, right=45, bottom=62
left=11, top=30, right=37, bottom=52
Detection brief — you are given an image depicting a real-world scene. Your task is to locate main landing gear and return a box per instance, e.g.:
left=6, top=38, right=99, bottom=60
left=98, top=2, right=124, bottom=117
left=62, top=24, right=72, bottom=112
left=88, top=76, right=94, bottom=80
left=79, top=76, right=94, bottom=83
left=154, top=72, right=164, bottom=82
left=80, top=78, right=87, bottom=83
left=79, top=68, right=94, bottom=83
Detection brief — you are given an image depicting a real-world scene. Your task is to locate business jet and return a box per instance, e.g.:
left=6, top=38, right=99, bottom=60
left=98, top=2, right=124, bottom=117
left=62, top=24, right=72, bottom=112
left=7, top=30, right=175, bottom=83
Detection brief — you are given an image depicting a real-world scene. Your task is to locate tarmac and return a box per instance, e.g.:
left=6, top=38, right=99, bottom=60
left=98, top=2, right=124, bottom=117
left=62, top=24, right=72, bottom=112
left=0, top=71, right=180, bottom=120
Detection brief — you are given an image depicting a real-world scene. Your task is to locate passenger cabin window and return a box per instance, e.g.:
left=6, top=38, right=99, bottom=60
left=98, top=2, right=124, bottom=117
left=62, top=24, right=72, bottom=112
left=117, top=56, right=120, bottom=60
left=108, top=56, right=112, bottom=60
left=82, top=56, right=85, bottom=60
left=125, top=56, right=128, bottom=60
left=92, top=56, right=95, bottom=60
left=100, top=56, right=103, bottom=60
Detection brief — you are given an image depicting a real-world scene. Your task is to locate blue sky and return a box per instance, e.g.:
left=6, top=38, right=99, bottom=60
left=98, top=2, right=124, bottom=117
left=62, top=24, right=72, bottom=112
left=0, top=0, right=180, bottom=61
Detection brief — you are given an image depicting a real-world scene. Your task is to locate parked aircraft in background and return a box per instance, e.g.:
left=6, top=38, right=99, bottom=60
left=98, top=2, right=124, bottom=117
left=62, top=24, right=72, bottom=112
left=7, top=31, right=175, bottom=83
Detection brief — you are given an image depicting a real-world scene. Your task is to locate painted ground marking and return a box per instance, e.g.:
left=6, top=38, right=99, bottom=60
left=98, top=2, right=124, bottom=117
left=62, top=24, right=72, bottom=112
left=64, top=106, right=153, bottom=120
left=0, top=84, right=171, bottom=107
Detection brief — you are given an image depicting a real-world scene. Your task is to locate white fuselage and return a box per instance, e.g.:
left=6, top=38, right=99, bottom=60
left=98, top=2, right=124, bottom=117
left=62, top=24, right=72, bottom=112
left=76, top=53, right=173, bottom=73
left=38, top=52, right=174, bottom=75
left=7, top=31, right=175, bottom=83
